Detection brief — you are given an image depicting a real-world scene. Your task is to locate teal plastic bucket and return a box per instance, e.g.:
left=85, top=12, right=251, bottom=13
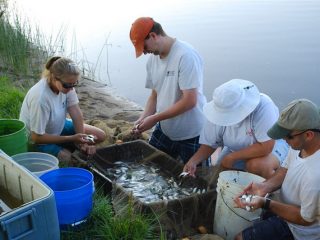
left=0, top=119, right=28, bottom=156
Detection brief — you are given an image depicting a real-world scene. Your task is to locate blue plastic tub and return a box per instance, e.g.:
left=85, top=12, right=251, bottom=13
left=40, top=167, right=94, bottom=225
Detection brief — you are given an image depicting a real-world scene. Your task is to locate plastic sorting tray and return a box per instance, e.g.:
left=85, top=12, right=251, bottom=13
left=0, top=150, right=60, bottom=240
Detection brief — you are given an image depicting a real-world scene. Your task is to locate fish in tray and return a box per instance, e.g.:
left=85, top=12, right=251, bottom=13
left=105, top=161, right=207, bottom=203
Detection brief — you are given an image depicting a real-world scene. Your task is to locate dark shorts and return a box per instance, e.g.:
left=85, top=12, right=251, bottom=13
left=36, top=119, right=76, bottom=156
left=149, top=124, right=201, bottom=163
left=242, top=214, right=294, bottom=240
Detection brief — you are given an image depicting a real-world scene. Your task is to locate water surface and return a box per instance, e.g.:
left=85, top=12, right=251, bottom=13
left=14, top=0, right=320, bottom=109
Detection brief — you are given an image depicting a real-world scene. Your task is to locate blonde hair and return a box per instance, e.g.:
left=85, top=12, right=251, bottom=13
left=42, top=56, right=80, bottom=83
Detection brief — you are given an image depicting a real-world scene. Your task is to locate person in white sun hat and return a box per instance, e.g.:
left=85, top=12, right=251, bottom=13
left=183, top=79, right=289, bottom=179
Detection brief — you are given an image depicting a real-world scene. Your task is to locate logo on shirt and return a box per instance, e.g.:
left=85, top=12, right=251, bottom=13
left=246, top=128, right=254, bottom=136
left=62, top=101, right=66, bottom=108
left=166, top=70, right=175, bottom=77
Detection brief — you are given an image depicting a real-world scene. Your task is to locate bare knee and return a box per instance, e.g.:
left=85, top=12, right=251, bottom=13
left=94, top=128, right=106, bottom=143
left=246, top=159, right=261, bottom=174
left=84, top=124, right=106, bottom=143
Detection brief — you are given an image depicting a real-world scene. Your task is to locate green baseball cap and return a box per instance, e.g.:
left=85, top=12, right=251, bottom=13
left=267, top=99, right=320, bottom=139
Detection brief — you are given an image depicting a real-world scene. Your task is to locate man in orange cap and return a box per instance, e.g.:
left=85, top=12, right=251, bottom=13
left=130, top=17, right=206, bottom=163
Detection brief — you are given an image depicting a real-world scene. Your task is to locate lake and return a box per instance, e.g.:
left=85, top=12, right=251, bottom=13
left=13, top=0, right=320, bottom=109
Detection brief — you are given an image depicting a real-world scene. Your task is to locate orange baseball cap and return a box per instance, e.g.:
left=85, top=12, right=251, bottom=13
left=130, top=17, right=154, bottom=58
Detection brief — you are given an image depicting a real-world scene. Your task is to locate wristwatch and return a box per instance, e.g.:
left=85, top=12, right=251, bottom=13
left=263, top=198, right=271, bottom=210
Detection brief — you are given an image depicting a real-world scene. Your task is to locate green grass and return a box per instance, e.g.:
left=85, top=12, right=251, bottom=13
left=61, top=188, right=165, bottom=240
left=0, top=76, right=26, bottom=119
left=60, top=189, right=113, bottom=240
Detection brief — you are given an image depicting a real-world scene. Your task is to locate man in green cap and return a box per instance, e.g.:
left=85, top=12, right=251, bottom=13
left=234, top=98, right=320, bottom=240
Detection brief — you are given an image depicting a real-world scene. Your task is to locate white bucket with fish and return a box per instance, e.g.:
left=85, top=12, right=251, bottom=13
left=213, top=171, right=265, bottom=240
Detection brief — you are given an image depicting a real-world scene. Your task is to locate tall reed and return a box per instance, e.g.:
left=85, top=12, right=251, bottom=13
left=0, top=3, right=60, bottom=77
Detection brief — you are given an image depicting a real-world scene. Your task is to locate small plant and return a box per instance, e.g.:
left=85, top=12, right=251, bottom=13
left=98, top=196, right=159, bottom=240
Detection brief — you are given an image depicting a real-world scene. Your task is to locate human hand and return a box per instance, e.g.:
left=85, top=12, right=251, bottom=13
left=134, top=118, right=143, bottom=127
left=131, top=119, right=143, bottom=135
left=73, top=133, right=90, bottom=144
left=183, top=160, right=197, bottom=178
left=72, top=133, right=97, bottom=145
left=245, top=195, right=265, bottom=211
left=132, top=124, right=142, bottom=135
left=134, top=115, right=157, bottom=133
left=236, top=195, right=264, bottom=212
left=78, top=143, right=96, bottom=155
left=234, top=182, right=268, bottom=208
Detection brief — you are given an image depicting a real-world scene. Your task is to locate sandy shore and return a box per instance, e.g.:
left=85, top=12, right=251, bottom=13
left=76, top=78, right=149, bottom=146
left=77, top=78, right=143, bottom=122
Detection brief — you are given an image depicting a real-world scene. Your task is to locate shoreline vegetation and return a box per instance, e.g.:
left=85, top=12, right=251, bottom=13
left=0, top=2, right=165, bottom=239
left=0, top=1, right=149, bottom=145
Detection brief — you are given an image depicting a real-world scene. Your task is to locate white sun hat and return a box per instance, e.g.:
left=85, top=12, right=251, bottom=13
left=203, top=79, right=261, bottom=126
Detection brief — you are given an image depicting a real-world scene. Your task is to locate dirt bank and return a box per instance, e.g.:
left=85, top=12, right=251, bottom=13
left=77, top=78, right=143, bottom=122
left=77, top=78, right=149, bottom=147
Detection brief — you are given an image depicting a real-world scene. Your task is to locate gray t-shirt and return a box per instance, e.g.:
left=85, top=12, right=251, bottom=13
left=19, top=78, right=79, bottom=137
left=146, top=39, right=206, bottom=140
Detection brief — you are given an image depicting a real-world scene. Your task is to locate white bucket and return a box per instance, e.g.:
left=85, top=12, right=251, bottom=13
left=213, top=171, right=265, bottom=240
left=11, top=152, right=59, bottom=177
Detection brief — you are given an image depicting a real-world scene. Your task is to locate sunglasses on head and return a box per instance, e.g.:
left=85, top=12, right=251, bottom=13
left=286, top=129, right=320, bottom=139
left=55, top=77, right=78, bottom=89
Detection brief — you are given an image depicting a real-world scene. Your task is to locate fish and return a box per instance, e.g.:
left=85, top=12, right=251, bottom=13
left=105, top=161, right=205, bottom=203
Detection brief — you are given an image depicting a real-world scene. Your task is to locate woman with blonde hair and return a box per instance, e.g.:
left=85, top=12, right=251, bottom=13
left=20, top=56, right=106, bottom=161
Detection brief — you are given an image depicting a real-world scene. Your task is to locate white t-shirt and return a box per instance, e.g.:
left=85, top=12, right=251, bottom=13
left=200, top=93, right=278, bottom=150
left=19, top=78, right=79, bottom=136
left=280, top=149, right=320, bottom=240
left=146, top=39, right=206, bottom=140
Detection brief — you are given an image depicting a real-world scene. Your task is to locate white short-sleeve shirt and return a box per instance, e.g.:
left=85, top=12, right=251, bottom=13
left=146, top=39, right=206, bottom=140
left=19, top=78, right=79, bottom=136
left=200, top=93, right=279, bottom=150
left=280, top=149, right=320, bottom=240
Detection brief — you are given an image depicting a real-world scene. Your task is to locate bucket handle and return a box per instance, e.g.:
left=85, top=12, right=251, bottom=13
left=219, top=188, right=260, bottom=222
left=1, top=208, right=37, bottom=240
